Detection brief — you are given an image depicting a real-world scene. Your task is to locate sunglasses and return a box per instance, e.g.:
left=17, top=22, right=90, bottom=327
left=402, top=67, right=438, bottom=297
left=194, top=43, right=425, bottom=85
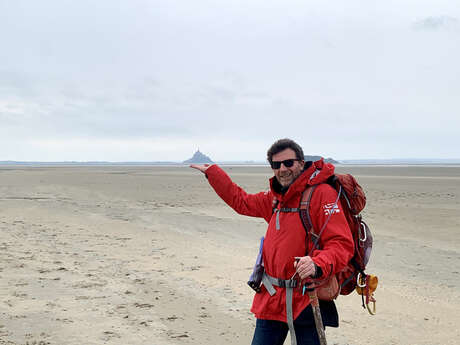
left=270, top=159, right=300, bottom=169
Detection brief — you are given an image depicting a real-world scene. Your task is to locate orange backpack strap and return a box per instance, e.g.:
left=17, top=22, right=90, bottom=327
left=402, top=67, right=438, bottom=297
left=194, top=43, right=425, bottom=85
left=299, top=185, right=319, bottom=244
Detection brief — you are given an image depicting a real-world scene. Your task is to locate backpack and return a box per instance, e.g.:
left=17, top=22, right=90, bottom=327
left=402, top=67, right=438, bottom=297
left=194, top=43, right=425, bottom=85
left=299, top=173, right=373, bottom=296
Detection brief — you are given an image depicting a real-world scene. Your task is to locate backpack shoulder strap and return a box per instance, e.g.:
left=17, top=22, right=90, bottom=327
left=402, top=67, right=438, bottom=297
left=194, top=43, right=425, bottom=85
left=299, top=185, right=319, bottom=242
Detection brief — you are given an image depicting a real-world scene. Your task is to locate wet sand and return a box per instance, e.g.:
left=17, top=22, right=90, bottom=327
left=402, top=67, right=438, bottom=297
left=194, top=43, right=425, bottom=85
left=0, top=165, right=459, bottom=345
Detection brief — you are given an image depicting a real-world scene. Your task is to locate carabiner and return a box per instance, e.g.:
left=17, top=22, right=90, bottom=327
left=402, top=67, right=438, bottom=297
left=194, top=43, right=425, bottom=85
left=357, top=272, right=367, bottom=288
left=358, top=222, right=367, bottom=247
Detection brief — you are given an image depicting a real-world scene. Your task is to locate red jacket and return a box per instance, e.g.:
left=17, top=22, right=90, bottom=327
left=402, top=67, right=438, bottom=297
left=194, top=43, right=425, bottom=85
left=205, top=159, right=354, bottom=322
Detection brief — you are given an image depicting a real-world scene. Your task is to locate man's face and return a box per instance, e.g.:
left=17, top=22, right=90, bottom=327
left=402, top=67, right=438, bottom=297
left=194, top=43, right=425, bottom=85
left=271, top=148, right=305, bottom=188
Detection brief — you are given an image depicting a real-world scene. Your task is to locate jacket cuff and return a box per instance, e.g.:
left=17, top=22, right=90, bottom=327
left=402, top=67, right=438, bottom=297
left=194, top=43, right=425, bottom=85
left=204, top=164, right=218, bottom=179
left=311, top=256, right=329, bottom=279
left=312, top=264, right=323, bottom=279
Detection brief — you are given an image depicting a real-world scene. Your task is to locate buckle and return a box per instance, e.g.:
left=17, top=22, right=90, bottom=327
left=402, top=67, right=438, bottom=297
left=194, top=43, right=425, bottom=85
left=278, top=279, right=297, bottom=288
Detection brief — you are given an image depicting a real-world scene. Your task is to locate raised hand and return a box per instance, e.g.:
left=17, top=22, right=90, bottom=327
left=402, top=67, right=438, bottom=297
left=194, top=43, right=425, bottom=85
left=189, top=164, right=211, bottom=174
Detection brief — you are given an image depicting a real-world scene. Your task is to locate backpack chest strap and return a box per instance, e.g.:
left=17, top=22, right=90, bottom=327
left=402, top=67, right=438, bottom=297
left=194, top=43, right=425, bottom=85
left=273, top=207, right=300, bottom=230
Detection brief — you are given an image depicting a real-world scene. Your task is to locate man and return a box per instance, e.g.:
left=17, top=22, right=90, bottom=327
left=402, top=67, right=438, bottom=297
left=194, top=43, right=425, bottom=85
left=190, top=138, right=354, bottom=345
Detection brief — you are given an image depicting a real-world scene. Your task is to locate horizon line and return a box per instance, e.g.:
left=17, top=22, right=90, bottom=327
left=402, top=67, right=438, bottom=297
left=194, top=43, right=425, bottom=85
left=1, top=158, right=460, bottom=164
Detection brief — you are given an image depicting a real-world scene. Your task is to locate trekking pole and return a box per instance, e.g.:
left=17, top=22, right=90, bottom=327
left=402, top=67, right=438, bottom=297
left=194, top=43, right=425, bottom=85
left=295, top=257, right=327, bottom=345
left=305, top=285, right=327, bottom=345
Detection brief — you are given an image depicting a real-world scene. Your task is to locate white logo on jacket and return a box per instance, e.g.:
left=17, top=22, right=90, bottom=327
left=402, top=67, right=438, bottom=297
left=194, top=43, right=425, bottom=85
left=323, top=203, right=340, bottom=216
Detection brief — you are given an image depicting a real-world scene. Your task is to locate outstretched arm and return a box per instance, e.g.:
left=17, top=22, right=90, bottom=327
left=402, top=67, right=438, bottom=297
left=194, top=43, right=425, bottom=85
left=190, top=164, right=273, bottom=222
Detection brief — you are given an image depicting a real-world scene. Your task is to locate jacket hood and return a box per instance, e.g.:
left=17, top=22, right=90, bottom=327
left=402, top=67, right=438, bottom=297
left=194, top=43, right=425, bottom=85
left=269, top=158, right=335, bottom=202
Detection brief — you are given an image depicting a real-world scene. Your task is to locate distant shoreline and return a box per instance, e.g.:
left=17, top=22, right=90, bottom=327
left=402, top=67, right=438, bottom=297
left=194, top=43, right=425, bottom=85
left=1, top=161, right=460, bottom=167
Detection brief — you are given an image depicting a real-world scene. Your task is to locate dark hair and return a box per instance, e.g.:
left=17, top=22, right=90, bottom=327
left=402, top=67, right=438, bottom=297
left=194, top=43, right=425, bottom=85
left=267, top=138, right=304, bottom=165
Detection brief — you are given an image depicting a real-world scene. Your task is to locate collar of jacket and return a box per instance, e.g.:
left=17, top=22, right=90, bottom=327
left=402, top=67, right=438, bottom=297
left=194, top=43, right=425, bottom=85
left=269, top=158, right=335, bottom=203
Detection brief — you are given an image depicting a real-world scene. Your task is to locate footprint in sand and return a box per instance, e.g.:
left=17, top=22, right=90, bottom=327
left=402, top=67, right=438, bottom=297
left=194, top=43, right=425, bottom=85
left=167, top=330, right=189, bottom=339
left=134, top=302, right=155, bottom=309
left=101, top=330, right=121, bottom=340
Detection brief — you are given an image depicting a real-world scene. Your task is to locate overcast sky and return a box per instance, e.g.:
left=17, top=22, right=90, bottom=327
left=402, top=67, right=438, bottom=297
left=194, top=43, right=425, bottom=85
left=1, top=0, right=459, bottom=161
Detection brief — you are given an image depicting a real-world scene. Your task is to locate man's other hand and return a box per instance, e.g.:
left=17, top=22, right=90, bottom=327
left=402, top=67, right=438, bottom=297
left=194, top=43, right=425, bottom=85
left=294, top=256, right=317, bottom=280
left=190, top=164, right=211, bottom=174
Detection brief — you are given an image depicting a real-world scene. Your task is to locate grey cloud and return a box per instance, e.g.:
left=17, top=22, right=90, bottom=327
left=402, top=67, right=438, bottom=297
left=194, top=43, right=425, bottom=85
left=413, top=16, right=459, bottom=31
left=0, top=71, right=41, bottom=98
